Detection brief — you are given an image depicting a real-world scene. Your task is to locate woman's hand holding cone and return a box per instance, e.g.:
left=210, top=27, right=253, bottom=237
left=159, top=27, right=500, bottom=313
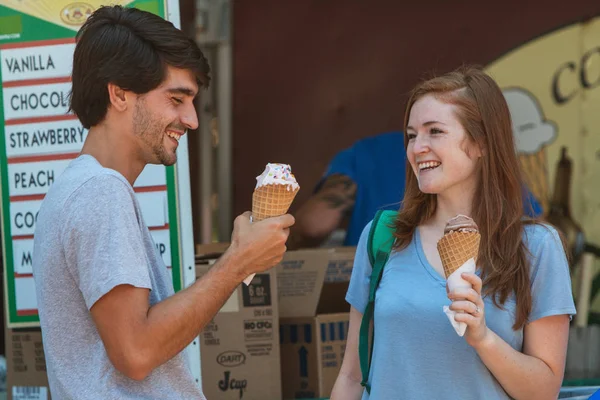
left=448, top=272, right=491, bottom=349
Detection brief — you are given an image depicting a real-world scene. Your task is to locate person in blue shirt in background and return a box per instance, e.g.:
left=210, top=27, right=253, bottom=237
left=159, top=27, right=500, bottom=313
left=289, top=131, right=543, bottom=249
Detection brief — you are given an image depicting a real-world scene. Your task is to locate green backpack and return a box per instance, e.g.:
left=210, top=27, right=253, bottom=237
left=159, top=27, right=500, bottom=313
left=359, top=209, right=397, bottom=394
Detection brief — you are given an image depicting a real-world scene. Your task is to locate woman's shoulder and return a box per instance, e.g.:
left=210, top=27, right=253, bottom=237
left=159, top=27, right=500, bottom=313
left=522, top=222, right=563, bottom=254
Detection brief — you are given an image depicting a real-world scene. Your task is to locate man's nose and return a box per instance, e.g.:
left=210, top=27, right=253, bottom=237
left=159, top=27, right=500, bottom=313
left=181, top=103, right=199, bottom=130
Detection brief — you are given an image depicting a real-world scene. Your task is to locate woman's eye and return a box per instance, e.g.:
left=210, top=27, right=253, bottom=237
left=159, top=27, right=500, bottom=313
left=430, top=127, right=443, bottom=134
left=407, top=133, right=416, bottom=140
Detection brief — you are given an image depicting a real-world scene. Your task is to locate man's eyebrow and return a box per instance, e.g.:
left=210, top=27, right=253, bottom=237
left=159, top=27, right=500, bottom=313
left=167, top=87, right=198, bottom=97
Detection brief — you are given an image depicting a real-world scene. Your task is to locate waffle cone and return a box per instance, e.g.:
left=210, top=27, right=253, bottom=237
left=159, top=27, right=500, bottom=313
left=252, top=184, right=299, bottom=221
left=437, top=231, right=480, bottom=278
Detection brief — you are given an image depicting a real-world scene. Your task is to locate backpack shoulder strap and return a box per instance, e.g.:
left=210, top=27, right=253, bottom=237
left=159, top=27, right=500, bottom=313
left=359, top=209, right=397, bottom=393
left=367, top=210, right=397, bottom=267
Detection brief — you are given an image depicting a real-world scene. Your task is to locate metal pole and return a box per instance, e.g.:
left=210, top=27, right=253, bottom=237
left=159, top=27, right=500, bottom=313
left=575, top=252, right=595, bottom=328
left=216, top=1, right=232, bottom=242
left=199, top=46, right=215, bottom=244
left=166, top=0, right=201, bottom=386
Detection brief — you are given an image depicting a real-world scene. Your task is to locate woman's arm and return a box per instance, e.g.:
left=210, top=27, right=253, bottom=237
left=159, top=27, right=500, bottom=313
left=474, top=315, right=568, bottom=400
left=450, top=273, right=569, bottom=400
left=330, top=306, right=365, bottom=400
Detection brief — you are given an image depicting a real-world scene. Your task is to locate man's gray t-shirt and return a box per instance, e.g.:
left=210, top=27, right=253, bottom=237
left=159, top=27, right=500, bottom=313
left=33, top=155, right=205, bottom=399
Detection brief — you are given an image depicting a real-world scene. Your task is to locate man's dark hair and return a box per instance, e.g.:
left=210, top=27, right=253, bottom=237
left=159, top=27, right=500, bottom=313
left=70, top=5, right=210, bottom=129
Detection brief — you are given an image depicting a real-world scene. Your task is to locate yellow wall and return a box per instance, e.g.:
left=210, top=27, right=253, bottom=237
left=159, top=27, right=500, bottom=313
left=486, top=17, right=600, bottom=310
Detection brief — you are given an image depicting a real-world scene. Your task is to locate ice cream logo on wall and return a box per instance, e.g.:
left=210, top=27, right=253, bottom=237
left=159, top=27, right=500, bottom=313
left=503, top=88, right=558, bottom=212
left=60, top=2, right=94, bottom=26
left=485, top=15, right=600, bottom=241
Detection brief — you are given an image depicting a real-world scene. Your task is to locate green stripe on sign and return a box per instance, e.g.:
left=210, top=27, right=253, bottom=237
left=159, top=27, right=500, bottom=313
left=134, top=1, right=160, bottom=16
left=0, top=15, right=22, bottom=35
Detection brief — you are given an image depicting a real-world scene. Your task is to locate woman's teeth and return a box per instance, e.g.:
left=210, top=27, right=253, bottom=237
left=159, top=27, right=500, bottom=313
left=418, top=161, right=441, bottom=170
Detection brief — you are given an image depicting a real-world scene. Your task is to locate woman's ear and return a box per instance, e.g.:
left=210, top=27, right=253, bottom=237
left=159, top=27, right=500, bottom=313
left=462, top=139, right=485, bottom=159
left=476, top=143, right=486, bottom=158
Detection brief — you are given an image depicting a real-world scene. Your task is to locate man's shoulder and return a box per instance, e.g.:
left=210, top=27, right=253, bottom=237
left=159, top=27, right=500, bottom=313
left=328, top=131, right=404, bottom=169
left=333, top=131, right=403, bottom=156
left=340, top=131, right=405, bottom=167
left=64, top=158, right=131, bottom=199
left=42, top=157, right=132, bottom=219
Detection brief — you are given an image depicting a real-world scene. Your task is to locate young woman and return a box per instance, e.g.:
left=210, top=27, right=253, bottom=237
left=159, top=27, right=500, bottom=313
left=331, top=66, right=576, bottom=400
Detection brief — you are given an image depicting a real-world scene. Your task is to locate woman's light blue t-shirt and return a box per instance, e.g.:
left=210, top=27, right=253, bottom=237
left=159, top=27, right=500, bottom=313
left=346, top=222, right=576, bottom=400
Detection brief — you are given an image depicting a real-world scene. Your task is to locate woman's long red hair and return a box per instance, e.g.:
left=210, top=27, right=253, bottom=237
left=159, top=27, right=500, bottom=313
left=395, top=66, right=536, bottom=330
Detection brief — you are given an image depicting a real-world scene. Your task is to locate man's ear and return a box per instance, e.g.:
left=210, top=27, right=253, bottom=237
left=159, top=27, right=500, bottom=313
left=107, top=82, right=129, bottom=112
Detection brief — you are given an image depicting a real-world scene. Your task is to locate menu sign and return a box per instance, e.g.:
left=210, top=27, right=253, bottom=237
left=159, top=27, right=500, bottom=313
left=0, top=1, right=186, bottom=328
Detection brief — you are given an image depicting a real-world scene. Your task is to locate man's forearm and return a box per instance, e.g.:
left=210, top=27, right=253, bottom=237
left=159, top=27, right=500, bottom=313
left=137, top=250, right=246, bottom=373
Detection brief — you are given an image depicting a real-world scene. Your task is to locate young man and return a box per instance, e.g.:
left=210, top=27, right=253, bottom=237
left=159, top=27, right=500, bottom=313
left=32, top=6, right=293, bottom=399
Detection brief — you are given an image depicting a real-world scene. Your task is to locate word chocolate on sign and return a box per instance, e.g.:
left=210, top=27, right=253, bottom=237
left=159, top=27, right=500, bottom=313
left=3, top=82, right=72, bottom=120
left=8, top=90, right=69, bottom=111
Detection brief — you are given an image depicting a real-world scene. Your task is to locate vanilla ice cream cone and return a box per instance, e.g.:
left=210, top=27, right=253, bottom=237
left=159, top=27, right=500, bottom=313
left=252, top=183, right=299, bottom=221
left=245, top=163, right=299, bottom=285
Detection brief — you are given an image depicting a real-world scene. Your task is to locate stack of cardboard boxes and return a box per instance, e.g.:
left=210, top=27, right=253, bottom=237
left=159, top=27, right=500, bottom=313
left=278, top=248, right=354, bottom=399
left=195, top=243, right=283, bottom=400
left=195, top=245, right=355, bottom=400
left=5, top=327, right=51, bottom=400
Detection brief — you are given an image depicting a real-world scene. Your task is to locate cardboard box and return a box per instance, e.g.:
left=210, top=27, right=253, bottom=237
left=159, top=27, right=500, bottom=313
left=5, top=328, right=51, bottom=400
left=277, top=247, right=355, bottom=400
left=196, top=244, right=282, bottom=400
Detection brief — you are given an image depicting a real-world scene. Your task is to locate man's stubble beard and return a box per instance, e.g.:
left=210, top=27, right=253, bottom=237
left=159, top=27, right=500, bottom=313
left=133, top=99, right=177, bottom=166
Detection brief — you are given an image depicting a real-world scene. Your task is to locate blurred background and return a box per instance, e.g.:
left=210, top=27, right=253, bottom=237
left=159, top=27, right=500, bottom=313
left=187, top=1, right=600, bottom=396
left=188, top=0, right=599, bottom=242
left=190, top=0, right=600, bottom=319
